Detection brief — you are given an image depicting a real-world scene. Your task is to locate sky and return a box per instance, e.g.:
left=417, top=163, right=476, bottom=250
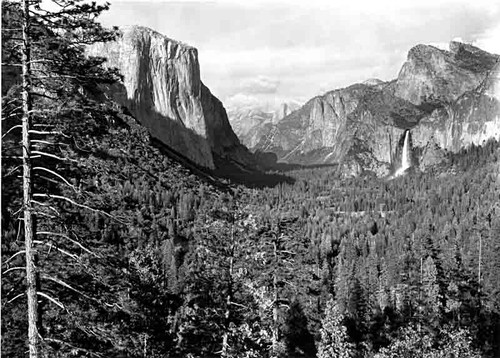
left=99, top=0, right=500, bottom=110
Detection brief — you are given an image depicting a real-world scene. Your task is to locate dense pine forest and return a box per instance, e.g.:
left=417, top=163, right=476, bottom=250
left=2, top=1, right=500, bottom=357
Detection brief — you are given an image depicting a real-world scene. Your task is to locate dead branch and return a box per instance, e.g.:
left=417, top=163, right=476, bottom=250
left=3, top=165, right=23, bottom=177
left=32, top=200, right=61, bottom=216
left=37, top=231, right=98, bottom=257
left=33, top=240, right=79, bottom=261
left=8, top=293, right=25, bottom=304
left=2, top=125, right=23, bottom=138
left=2, top=250, right=26, bottom=266
left=33, top=193, right=127, bottom=224
left=41, top=274, right=94, bottom=302
left=37, top=292, right=65, bottom=310
left=31, top=139, right=69, bottom=147
left=28, top=130, right=69, bottom=137
left=31, top=150, right=78, bottom=162
left=3, top=267, right=26, bottom=275
left=33, top=167, right=77, bottom=192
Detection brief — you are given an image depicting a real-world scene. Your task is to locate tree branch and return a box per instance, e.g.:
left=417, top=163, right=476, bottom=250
left=31, top=139, right=68, bottom=147
left=37, top=231, right=98, bottom=257
left=2, top=250, right=26, bottom=265
left=31, top=150, right=78, bottom=162
left=28, top=130, right=69, bottom=138
left=33, top=167, right=77, bottom=192
left=2, top=125, right=23, bottom=139
left=37, top=292, right=66, bottom=310
left=33, top=240, right=78, bottom=261
left=229, top=301, right=249, bottom=309
left=32, top=200, right=61, bottom=216
left=33, top=193, right=127, bottom=224
left=1, top=111, right=23, bottom=121
left=40, top=274, right=99, bottom=306
left=3, top=267, right=26, bottom=275
left=8, top=293, right=25, bottom=304
left=3, top=165, right=23, bottom=177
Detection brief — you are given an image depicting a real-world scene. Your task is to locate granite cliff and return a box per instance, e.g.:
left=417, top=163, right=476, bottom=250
left=245, top=42, right=500, bottom=176
left=88, top=26, right=252, bottom=169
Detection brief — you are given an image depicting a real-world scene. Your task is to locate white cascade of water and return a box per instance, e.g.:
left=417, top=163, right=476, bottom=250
left=401, top=130, right=411, bottom=171
left=393, top=130, right=411, bottom=177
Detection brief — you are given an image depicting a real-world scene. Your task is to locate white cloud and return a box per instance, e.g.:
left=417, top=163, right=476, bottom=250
left=225, top=94, right=261, bottom=109
left=239, top=76, right=280, bottom=94
left=474, top=23, right=500, bottom=55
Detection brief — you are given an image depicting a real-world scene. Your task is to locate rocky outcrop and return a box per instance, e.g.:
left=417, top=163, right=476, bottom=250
left=88, top=26, right=252, bottom=169
left=395, top=42, right=498, bottom=105
left=246, top=42, right=500, bottom=176
left=411, top=59, right=500, bottom=152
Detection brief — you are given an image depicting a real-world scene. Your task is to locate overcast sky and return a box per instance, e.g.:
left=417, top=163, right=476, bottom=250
left=99, top=0, right=500, bottom=110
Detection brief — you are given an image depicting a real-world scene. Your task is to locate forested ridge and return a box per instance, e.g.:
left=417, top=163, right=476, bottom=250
left=2, top=1, right=500, bottom=357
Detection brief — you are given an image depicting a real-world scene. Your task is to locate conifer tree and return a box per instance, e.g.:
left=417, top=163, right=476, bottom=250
left=317, top=298, right=354, bottom=358
left=2, top=0, right=120, bottom=356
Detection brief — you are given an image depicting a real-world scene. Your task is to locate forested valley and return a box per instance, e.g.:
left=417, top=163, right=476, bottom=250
left=2, top=0, right=500, bottom=357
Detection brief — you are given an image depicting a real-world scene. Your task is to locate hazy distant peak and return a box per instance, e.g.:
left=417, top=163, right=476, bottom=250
left=363, top=78, right=385, bottom=86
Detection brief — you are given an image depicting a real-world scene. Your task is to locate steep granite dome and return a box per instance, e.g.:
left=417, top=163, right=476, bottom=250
left=250, top=42, right=500, bottom=175
left=87, top=26, right=252, bottom=169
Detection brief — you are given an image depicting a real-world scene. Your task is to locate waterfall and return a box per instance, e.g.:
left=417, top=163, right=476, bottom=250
left=394, top=130, right=411, bottom=177
left=401, top=130, right=411, bottom=171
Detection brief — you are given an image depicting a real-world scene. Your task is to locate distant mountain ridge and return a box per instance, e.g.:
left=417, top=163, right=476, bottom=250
left=227, top=101, right=301, bottom=149
left=237, top=41, right=500, bottom=176
left=87, top=26, right=254, bottom=170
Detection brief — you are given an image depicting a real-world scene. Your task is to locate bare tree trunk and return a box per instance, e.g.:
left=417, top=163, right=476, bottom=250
left=478, top=232, right=482, bottom=300
left=221, top=218, right=235, bottom=357
left=21, top=0, right=40, bottom=356
left=271, top=234, right=279, bottom=357
left=272, top=269, right=279, bottom=356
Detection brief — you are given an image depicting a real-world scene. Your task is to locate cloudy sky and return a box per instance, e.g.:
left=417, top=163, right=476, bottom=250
left=100, top=0, right=500, bottom=110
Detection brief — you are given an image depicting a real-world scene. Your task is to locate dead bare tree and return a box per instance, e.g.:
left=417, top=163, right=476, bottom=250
left=2, top=0, right=120, bottom=355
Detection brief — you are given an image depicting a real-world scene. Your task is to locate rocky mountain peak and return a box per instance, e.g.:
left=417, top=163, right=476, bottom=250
left=395, top=42, right=499, bottom=105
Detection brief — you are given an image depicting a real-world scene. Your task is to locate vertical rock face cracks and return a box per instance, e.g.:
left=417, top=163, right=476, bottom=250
left=88, top=26, right=250, bottom=169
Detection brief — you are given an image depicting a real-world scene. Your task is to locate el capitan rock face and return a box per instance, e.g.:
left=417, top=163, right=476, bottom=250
left=88, top=26, right=252, bottom=169
left=242, top=42, right=500, bottom=175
